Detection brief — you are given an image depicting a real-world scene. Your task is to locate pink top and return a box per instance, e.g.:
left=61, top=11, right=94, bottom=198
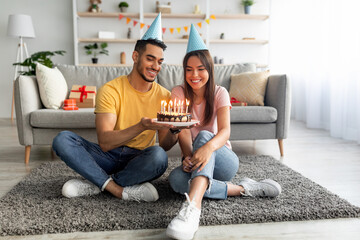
left=171, top=85, right=232, bottom=149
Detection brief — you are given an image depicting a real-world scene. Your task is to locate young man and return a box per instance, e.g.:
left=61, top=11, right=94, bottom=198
left=52, top=13, right=179, bottom=202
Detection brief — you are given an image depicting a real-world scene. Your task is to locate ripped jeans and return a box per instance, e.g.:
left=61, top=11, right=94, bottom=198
left=168, top=130, right=239, bottom=200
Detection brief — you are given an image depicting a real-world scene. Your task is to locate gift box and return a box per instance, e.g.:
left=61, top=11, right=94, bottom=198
left=230, top=97, right=248, bottom=106
left=69, top=85, right=96, bottom=108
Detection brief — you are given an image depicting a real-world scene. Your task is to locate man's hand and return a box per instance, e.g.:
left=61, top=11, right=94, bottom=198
left=140, top=117, right=174, bottom=130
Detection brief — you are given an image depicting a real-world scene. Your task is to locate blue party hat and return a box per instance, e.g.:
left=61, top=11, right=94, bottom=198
left=141, top=13, right=162, bottom=41
left=186, top=24, right=207, bottom=54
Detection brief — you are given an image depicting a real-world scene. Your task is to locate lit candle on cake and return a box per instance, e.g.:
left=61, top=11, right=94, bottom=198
left=161, top=100, right=165, bottom=113
left=174, top=99, right=177, bottom=114
left=169, top=100, right=173, bottom=114
left=186, top=99, right=190, bottom=114
left=164, top=101, right=167, bottom=114
left=180, top=100, right=184, bottom=114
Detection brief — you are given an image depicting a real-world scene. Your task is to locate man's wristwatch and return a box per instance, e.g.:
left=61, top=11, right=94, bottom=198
left=169, top=128, right=181, bottom=135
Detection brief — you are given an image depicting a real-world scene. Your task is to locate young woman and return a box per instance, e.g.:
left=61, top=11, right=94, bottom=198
left=165, top=25, right=281, bottom=240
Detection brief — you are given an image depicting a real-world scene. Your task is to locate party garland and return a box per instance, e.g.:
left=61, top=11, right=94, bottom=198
left=118, top=14, right=216, bottom=34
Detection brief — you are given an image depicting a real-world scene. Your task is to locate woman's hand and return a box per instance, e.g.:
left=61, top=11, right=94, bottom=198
left=190, top=145, right=213, bottom=172
left=182, top=156, right=193, bottom=172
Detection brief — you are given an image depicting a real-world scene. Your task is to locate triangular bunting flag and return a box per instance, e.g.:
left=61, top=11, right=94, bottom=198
left=126, top=17, right=131, bottom=24
left=176, top=27, right=181, bottom=33
left=162, top=28, right=166, bottom=34
left=184, top=26, right=188, bottom=32
left=205, top=19, right=210, bottom=24
left=140, top=23, right=145, bottom=29
left=119, top=14, right=124, bottom=20
left=210, top=15, right=216, bottom=20
left=169, top=28, right=174, bottom=34
left=197, top=22, right=202, bottom=28
left=133, top=20, right=138, bottom=27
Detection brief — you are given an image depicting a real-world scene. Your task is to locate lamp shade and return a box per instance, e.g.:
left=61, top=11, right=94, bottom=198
left=7, top=14, right=35, bottom=38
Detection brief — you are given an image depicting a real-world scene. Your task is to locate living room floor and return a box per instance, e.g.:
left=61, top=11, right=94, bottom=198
left=1, top=119, right=359, bottom=240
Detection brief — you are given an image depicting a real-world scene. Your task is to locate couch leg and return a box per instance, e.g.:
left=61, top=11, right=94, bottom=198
left=25, top=145, right=31, bottom=164
left=278, top=139, right=284, bottom=157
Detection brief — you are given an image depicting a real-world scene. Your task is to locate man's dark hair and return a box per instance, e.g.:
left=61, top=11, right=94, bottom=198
left=134, top=39, right=167, bottom=55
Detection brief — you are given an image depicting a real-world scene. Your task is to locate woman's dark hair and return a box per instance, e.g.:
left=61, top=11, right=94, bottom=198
left=183, top=50, right=215, bottom=126
left=134, top=39, right=167, bottom=55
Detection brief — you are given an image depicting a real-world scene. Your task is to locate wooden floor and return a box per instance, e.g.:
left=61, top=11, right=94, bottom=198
left=1, top=118, right=360, bottom=239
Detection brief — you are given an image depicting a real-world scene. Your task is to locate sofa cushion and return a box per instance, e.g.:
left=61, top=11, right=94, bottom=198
left=230, top=106, right=277, bottom=123
left=35, top=63, right=68, bottom=109
left=157, top=63, right=256, bottom=91
left=215, top=63, right=256, bottom=91
left=30, top=108, right=95, bottom=128
left=156, top=64, right=184, bottom=91
left=56, top=65, right=133, bottom=95
left=229, top=71, right=270, bottom=106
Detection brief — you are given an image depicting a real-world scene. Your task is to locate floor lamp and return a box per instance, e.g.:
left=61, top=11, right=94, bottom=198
left=7, top=14, right=36, bottom=121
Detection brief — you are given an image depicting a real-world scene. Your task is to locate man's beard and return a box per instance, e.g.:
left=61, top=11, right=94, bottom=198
left=140, top=72, right=155, bottom=83
left=137, top=64, right=156, bottom=83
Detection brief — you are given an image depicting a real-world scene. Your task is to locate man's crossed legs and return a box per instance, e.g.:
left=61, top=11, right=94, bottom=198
left=52, top=131, right=168, bottom=202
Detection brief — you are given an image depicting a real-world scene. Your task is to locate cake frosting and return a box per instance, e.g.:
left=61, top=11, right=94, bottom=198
left=157, top=112, right=192, bottom=122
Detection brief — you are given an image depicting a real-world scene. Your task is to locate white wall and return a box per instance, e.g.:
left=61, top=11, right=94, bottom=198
left=0, top=0, right=269, bottom=118
left=0, top=0, right=74, bottom=118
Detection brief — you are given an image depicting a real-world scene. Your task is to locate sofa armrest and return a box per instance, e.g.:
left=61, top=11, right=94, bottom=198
left=264, top=75, right=291, bottom=139
left=14, top=76, right=43, bottom=146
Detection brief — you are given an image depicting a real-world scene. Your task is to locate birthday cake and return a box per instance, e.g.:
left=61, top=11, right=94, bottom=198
left=158, top=99, right=191, bottom=122
left=157, top=112, right=192, bottom=122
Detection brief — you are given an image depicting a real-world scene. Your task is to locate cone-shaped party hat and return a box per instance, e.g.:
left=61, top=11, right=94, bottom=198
left=186, top=24, right=208, bottom=54
left=141, top=12, right=162, bottom=41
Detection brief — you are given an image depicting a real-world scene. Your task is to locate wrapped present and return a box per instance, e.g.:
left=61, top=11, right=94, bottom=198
left=230, top=97, right=248, bottom=106
left=63, top=99, right=78, bottom=110
left=69, top=85, right=96, bottom=108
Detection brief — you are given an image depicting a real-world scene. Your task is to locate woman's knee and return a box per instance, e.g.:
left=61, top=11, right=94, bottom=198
left=193, top=130, right=214, bottom=148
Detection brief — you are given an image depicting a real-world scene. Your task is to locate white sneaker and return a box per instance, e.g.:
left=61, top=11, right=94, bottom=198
left=239, top=177, right=282, bottom=197
left=62, top=179, right=101, bottom=198
left=122, top=182, right=159, bottom=202
left=166, top=193, right=201, bottom=240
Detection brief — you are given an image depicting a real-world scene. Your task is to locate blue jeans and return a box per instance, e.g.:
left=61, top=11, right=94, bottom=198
left=168, top=130, right=239, bottom=200
left=52, top=131, right=168, bottom=190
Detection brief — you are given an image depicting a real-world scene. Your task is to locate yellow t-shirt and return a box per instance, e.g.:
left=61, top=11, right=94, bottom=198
left=95, top=75, right=171, bottom=150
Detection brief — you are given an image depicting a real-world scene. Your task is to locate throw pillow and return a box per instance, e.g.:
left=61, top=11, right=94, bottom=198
left=36, top=63, right=68, bottom=109
left=229, top=70, right=270, bottom=106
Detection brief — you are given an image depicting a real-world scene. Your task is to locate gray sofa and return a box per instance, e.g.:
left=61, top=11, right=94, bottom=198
left=14, top=63, right=291, bottom=164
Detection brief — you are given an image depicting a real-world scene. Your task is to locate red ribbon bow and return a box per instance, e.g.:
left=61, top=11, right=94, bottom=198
left=71, top=86, right=96, bottom=102
left=230, top=97, right=240, bottom=104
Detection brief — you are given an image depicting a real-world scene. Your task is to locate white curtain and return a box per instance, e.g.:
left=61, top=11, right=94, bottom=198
left=269, top=0, right=360, bottom=143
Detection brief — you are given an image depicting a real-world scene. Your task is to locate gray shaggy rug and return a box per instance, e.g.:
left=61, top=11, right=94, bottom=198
left=1, top=155, right=359, bottom=236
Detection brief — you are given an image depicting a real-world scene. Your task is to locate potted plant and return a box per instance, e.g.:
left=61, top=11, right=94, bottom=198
left=13, top=50, right=66, bottom=76
left=118, top=2, right=129, bottom=12
left=84, top=43, right=109, bottom=64
left=241, top=0, right=254, bottom=14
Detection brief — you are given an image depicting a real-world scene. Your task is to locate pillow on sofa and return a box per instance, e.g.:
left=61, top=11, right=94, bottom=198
left=229, top=71, right=270, bottom=106
left=36, top=63, right=68, bottom=109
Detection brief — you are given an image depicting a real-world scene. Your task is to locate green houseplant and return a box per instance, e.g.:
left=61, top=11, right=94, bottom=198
left=84, top=42, right=109, bottom=64
left=119, top=2, right=129, bottom=12
left=13, top=50, right=66, bottom=76
left=242, top=0, right=255, bottom=14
